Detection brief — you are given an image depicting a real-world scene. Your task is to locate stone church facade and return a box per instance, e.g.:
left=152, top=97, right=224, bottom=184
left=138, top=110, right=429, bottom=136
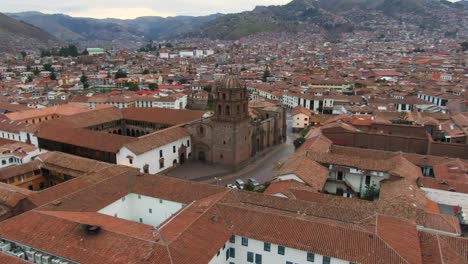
left=186, top=75, right=286, bottom=170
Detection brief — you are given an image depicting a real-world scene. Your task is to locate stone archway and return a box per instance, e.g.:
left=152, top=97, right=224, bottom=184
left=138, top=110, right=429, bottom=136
left=178, top=144, right=187, bottom=165
left=198, top=151, right=206, bottom=162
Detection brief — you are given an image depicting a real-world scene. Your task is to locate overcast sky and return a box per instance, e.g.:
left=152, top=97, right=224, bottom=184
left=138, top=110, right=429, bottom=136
left=1, top=0, right=292, bottom=19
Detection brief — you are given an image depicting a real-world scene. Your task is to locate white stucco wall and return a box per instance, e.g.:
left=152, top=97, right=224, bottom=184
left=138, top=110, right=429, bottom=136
left=98, top=193, right=185, bottom=227
left=293, top=113, right=310, bottom=129
left=116, top=136, right=191, bottom=174
left=209, top=235, right=351, bottom=264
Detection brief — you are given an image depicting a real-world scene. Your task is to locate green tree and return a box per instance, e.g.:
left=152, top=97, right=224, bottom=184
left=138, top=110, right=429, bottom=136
left=26, top=76, right=33, bottom=83
left=142, top=69, right=150, bottom=74
left=363, top=184, right=379, bottom=201
left=461, top=41, right=468, bottom=52
left=148, top=83, right=158, bottom=91
left=58, top=45, right=79, bottom=57
left=80, top=74, right=90, bottom=89
left=126, top=82, right=140, bottom=91
left=21, top=51, right=27, bottom=58
left=50, top=72, right=57, bottom=81
left=206, top=94, right=214, bottom=111
left=179, top=78, right=188, bottom=84
left=203, top=85, right=212, bottom=93
left=262, top=67, right=271, bottom=82
left=243, top=182, right=255, bottom=192
left=33, top=68, right=40, bottom=75
left=43, top=64, right=52, bottom=72
left=293, top=137, right=306, bottom=149
left=115, top=69, right=128, bottom=79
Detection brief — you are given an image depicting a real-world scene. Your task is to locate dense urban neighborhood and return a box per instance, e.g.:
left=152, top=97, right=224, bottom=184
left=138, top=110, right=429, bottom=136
left=0, top=0, right=467, bottom=263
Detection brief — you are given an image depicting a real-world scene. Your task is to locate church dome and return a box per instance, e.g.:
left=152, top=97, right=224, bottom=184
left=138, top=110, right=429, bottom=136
left=220, top=74, right=243, bottom=89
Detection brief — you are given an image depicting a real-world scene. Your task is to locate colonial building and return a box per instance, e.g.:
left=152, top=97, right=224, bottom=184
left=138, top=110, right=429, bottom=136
left=187, top=75, right=286, bottom=169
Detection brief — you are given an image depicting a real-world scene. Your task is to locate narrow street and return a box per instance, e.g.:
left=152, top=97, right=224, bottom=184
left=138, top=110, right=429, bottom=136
left=166, top=109, right=297, bottom=186
left=204, top=109, right=296, bottom=186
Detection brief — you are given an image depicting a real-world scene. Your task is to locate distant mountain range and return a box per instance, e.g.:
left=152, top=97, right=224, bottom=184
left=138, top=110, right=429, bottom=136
left=8, top=11, right=222, bottom=42
left=0, top=12, right=63, bottom=52
left=2, top=0, right=467, bottom=51
left=190, top=0, right=467, bottom=39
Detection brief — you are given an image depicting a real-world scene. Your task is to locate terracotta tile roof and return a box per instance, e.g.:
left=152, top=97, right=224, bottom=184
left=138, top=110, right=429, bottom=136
left=6, top=104, right=93, bottom=121
left=124, top=126, right=190, bottom=155
left=37, top=151, right=113, bottom=177
left=0, top=210, right=172, bottom=264
left=0, top=115, right=37, bottom=133
left=0, top=252, right=28, bottom=263
left=277, top=153, right=329, bottom=192
left=291, top=105, right=313, bottom=117
left=418, top=231, right=468, bottom=264
left=0, top=160, right=40, bottom=180
left=376, top=215, right=423, bottom=264
left=217, top=203, right=410, bottom=264
left=433, top=159, right=468, bottom=183
left=36, top=124, right=136, bottom=153
left=417, top=177, right=468, bottom=194
left=122, top=108, right=205, bottom=126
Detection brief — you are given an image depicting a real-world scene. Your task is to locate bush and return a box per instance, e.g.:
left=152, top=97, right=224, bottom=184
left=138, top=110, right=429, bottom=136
left=362, top=183, right=379, bottom=201
left=293, top=137, right=306, bottom=149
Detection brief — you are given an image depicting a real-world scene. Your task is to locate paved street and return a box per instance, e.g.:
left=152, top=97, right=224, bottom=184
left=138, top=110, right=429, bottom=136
left=166, top=109, right=297, bottom=186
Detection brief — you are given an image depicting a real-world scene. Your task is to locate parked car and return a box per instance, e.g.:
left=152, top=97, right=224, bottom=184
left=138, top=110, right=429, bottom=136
left=226, top=184, right=238, bottom=189
left=235, top=179, right=245, bottom=189
left=248, top=178, right=260, bottom=187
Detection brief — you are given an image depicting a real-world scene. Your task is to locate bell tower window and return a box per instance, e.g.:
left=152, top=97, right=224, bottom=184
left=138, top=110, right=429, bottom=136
left=226, top=106, right=230, bottom=116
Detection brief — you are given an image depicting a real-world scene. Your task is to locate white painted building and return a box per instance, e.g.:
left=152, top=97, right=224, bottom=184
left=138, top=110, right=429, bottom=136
left=324, top=165, right=390, bottom=198
left=116, top=134, right=191, bottom=175
left=209, top=235, right=351, bottom=264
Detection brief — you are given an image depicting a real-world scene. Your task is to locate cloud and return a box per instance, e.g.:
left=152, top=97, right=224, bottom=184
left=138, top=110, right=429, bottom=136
left=1, top=0, right=292, bottom=18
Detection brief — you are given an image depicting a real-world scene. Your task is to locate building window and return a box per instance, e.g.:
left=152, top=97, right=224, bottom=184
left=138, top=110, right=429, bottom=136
left=307, top=252, right=315, bottom=262
left=241, top=237, right=248, bottom=246
left=229, top=235, right=235, bottom=243
left=278, top=246, right=285, bottom=255
left=187, top=140, right=190, bottom=147
left=323, top=256, right=331, bottom=264
left=365, top=176, right=371, bottom=186
left=264, top=242, right=271, bottom=252
left=139, top=218, right=143, bottom=223
left=337, top=171, right=344, bottom=181
left=229, top=248, right=235, bottom=258
left=173, top=146, right=176, bottom=153
left=129, top=158, right=133, bottom=165
left=149, top=208, right=152, bottom=214
left=159, top=150, right=163, bottom=158
left=247, top=252, right=254, bottom=263
left=159, top=160, right=164, bottom=169
left=255, top=254, right=262, bottom=264
left=138, top=194, right=141, bottom=199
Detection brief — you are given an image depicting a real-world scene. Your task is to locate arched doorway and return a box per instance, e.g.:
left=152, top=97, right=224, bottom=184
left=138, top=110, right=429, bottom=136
left=172, top=159, right=177, bottom=167
left=180, top=153, right=186, bottom=164
left=198, top=151, right=206, bottom=162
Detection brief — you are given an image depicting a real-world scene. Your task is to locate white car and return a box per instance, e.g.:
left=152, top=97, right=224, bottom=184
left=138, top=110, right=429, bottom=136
left=226, top=184, right=238, bottom=189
